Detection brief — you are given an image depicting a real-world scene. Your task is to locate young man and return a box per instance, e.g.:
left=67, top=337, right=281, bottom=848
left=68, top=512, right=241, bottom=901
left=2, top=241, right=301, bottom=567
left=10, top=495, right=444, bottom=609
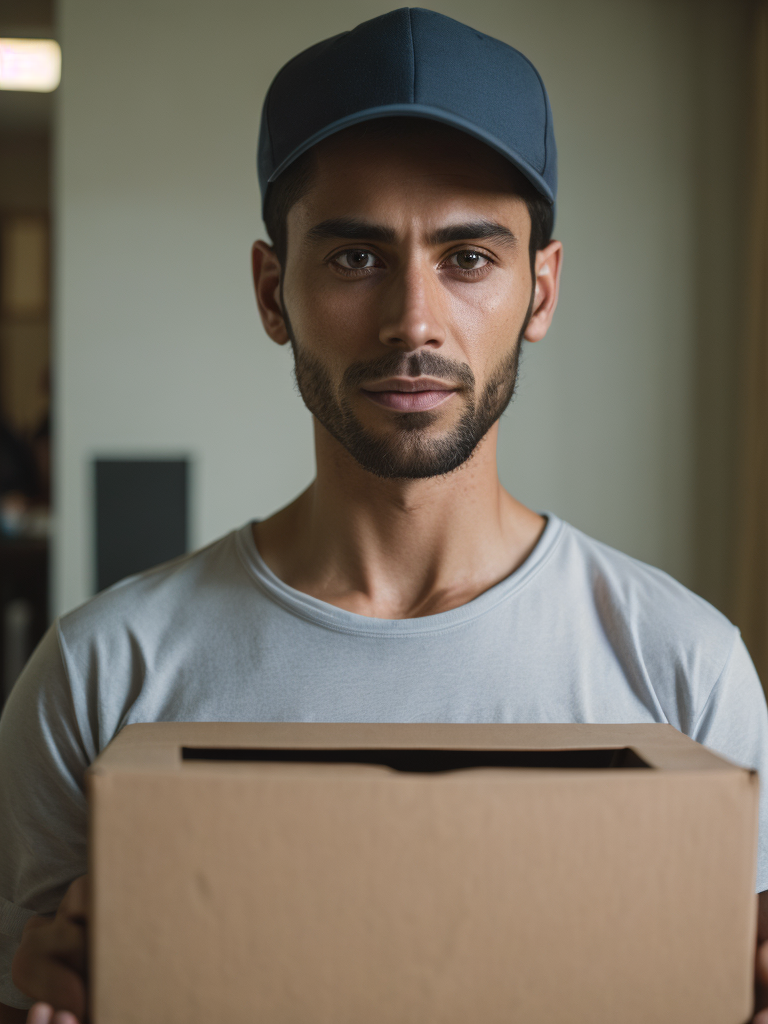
left=2, top=8, right=768, bottom=1023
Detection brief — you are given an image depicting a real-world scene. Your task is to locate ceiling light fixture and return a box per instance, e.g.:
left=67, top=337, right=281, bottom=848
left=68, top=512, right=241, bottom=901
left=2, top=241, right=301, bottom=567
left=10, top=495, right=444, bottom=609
left=0, top=38, right=61, bottom=92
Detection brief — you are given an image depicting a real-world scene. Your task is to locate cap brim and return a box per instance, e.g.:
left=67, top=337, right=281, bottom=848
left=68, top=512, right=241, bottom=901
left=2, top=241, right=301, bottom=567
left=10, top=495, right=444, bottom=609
left=265, top=103, right=555, bottom=207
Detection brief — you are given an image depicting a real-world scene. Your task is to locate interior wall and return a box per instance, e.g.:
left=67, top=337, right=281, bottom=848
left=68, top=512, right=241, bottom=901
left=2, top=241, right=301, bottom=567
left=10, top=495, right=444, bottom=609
left=54, top=0, right=748, bottom=616
left=689, top=0, right=751, bottom=620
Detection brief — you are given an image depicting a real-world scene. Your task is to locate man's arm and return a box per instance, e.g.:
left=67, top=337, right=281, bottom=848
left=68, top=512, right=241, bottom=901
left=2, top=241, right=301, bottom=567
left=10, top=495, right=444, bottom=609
left=0, top=625, right=91, bottom=1012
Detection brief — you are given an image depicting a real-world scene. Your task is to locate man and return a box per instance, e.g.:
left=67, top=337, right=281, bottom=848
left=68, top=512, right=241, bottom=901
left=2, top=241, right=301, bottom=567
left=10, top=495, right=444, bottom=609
left=2, top=8, right=768, bottom=1023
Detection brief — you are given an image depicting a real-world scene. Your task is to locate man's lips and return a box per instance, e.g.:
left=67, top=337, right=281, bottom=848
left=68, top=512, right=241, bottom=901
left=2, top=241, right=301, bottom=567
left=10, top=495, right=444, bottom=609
left=361, top=377, right=459, bottom=412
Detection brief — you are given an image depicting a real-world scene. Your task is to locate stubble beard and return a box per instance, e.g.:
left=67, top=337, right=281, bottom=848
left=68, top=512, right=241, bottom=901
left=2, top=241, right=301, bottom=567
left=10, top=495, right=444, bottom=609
left=287, top=315, right=529, bottom=481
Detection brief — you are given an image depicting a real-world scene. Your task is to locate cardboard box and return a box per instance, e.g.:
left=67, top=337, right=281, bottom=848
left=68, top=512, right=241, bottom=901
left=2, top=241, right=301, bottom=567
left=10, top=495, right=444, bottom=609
left=87, top=722, right=759, bottom=1024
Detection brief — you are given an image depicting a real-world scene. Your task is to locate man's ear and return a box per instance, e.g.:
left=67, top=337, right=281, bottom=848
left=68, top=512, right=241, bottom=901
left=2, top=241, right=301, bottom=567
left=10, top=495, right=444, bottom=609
left=251, top=240, right=290, bottom=346
left=523, top=239, right=563, bottom=343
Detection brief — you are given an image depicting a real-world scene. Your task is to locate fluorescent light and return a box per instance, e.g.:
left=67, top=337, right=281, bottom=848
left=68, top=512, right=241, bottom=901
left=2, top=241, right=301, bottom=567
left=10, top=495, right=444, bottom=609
left=0, top=38, right=61, bottom=92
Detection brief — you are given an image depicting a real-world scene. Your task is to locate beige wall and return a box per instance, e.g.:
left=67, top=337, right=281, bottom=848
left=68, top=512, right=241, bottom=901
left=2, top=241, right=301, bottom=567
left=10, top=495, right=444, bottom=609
left=54, top=0, right=749, bottom=615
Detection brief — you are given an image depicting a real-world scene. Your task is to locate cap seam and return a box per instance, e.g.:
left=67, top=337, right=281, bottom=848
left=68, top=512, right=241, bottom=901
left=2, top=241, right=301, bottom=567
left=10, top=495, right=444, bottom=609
left=517, top=49, right=549, bottom=176
left=263, top=84, right=275, bottom=186
left=407, top=7, right=416, bottom=103
left=259, top=30, right=349, bottom=199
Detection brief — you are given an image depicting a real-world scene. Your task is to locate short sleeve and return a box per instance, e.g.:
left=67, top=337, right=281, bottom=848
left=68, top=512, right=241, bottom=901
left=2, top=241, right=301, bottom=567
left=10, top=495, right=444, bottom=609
left=692, top=633, right=768, bottom=893
left=0, top=623, right=90, bottom=1009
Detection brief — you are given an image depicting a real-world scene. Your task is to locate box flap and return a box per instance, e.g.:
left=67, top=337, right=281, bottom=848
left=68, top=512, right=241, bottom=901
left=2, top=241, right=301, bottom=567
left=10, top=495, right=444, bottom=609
left=88, top=722, right=747, bottom=775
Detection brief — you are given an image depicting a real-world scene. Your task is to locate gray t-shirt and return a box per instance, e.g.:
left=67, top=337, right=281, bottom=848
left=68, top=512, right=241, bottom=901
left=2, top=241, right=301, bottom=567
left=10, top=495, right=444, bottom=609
left=1, top=514, right=767, bottom=1008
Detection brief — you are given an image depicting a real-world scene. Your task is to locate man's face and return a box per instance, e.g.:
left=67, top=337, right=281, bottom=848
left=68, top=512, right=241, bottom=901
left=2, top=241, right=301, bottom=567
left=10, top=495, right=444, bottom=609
left=279, top=124, right=542, bottom=479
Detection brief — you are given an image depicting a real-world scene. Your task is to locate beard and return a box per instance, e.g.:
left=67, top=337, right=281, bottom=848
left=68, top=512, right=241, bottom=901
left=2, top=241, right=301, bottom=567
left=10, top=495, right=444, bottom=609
left=288, top=321, right=527, bottom=481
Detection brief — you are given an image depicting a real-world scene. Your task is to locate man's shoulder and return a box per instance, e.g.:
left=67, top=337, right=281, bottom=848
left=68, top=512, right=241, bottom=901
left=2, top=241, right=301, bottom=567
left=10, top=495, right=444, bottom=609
left=553, top=517, right=738, bottom=666
left=558, top=519, right=733, bottom=625
left=58, top=526, right=250, bottom=651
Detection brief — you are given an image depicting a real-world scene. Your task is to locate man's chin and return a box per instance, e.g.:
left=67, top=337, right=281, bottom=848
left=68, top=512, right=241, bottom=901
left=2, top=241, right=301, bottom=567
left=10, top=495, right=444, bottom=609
left=352, top=456, right=475, bottom=481
left=335, top=424, right=481, bottom=480
left=360, top=409, right=444, bottom=434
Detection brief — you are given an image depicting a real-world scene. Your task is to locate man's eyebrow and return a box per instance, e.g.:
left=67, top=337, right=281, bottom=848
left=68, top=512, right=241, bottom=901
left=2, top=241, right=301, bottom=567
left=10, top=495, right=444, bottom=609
left=305, top=218, right=397, bottom=244
left=425, top=221, right=518, bottom=248
left=305, top=217, right=518, bottom=249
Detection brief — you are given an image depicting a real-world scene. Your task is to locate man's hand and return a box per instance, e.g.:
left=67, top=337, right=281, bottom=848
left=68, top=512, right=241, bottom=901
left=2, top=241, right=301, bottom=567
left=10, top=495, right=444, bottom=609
left=23, top=1008, right=78, bottom=1024
left=756, top=941, right=768, bottom=1023
left=754, top=891, right=768, bottom=1023
left=10, top=876, right=88, bottom=1024
left=7, top=877, right=768, bottom=1024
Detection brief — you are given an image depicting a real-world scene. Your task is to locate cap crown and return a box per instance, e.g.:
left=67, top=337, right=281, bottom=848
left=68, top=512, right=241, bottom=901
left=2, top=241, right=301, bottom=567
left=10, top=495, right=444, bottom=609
left=258, top=8, right=556, bottom=209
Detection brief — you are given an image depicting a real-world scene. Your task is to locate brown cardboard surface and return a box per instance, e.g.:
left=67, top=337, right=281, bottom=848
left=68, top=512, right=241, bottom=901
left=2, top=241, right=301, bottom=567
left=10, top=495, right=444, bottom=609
left=88, top=723, right=759, bottom=1024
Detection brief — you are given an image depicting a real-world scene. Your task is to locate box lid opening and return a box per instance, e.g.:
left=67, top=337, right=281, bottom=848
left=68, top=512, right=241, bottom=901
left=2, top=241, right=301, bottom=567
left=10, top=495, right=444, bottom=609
left=180, top=747, right=651, bottom=771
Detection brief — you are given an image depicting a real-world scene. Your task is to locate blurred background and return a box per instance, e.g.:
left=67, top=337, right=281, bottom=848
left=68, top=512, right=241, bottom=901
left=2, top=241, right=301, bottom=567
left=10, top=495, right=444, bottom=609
left=0, top=0, right=766, bottom=705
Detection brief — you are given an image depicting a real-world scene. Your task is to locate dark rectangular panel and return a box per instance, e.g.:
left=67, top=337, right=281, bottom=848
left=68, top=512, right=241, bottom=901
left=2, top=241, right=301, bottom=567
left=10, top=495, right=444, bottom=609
left=95, top=458, right=188, bottom=592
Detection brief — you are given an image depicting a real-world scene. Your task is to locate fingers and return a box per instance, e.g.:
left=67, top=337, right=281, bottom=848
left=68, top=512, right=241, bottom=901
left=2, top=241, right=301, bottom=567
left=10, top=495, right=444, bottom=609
left=27, top=1005, right=53, bottom=1024
left=26, top=1004, right=81, bottom=1024
left=12, top=918, right=86, bottom=1019
left=57, top=878, right=88, bottom=927
left=26, top=1007, right=53, bottom=1024
left=753, top=1010, right=768, bottom=1024
left=14, top=947, right=85, bottom=1018
left=17, top=955, right=84, bottom=1017
left=12, top=878, right=89, bottom=1023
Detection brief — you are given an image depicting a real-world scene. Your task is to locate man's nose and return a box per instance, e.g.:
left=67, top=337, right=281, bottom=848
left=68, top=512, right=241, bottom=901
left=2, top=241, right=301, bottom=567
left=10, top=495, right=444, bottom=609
left=378, top=264, right=446, bottom=351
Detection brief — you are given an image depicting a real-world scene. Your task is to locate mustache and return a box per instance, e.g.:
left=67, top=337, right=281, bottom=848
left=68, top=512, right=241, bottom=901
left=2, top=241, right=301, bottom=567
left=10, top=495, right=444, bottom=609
left=342, top=350, right=475, bottom=391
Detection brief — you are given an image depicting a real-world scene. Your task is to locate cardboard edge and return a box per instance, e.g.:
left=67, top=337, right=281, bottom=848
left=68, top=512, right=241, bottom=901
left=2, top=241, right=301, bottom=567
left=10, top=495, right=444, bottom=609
left=91, top=723, right=748, bottom=776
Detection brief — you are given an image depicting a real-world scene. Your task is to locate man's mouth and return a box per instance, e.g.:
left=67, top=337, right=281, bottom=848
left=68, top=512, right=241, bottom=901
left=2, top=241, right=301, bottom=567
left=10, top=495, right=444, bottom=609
left=361, top=377, right=459, bottom=412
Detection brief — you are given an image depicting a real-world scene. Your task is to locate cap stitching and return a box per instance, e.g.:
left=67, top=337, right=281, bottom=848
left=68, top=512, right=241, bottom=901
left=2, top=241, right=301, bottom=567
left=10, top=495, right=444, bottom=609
left=263, top=84, right=275, bottom=184
left=516, top=49, right=549, bottom=177
left=406, top=8, right=416, bottom=103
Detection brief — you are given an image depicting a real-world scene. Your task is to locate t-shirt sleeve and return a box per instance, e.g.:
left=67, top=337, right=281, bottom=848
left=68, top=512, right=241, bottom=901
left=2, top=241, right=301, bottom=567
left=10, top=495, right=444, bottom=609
left=0, top=622, right=90, bottom=1010
left=692, top=632, right=768, bottom=893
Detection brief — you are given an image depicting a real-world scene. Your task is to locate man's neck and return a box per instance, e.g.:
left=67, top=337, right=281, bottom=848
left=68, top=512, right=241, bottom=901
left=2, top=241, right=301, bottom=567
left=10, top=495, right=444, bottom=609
left=253, top=421, right=545, bottom=619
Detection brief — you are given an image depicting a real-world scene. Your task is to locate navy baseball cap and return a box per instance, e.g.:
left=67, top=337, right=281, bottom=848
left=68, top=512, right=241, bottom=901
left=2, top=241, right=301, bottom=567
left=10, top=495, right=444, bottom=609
left=257, top=7, right=557, bottom=213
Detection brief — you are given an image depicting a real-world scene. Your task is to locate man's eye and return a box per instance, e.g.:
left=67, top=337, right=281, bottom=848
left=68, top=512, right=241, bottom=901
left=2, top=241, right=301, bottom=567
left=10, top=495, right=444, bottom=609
left=450, top=251, right=490, bottom=271
left=333, top=250, right=378, bottom=270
